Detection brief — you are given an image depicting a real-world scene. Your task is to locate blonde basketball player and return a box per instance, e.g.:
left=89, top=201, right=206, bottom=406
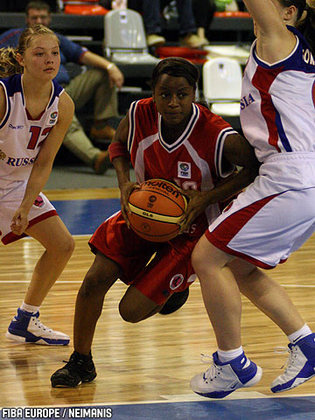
left=0, top=24, right=75, bottom=345
left=190, top=0, right=315, bottom=398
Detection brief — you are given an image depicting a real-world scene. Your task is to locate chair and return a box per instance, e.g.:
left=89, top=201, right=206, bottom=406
left=104, top=9, right=160, bottom=66
left=202, top=57, right=242, bottom=116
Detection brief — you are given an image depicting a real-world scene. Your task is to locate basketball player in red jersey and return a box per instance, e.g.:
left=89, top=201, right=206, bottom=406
left=0, top=25, right=74, bottom=345
left=51, top=57, right=259, bottom=387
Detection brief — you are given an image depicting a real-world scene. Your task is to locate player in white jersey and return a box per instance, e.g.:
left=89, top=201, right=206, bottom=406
left=190, top=0, right=315, bottom=399
left=0, top=24, right=75, bottom=345
left=50, top=57, right=260, bottom=387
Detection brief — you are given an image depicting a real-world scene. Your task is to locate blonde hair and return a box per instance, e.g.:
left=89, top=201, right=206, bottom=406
left=0, top=24, right=58, bottom=78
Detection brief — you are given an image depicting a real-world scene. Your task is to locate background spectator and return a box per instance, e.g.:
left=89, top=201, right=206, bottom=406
left=128, top=0, right=206, bottom=48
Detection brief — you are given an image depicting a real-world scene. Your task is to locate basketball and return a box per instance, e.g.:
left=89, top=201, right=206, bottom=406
left=127, top=179, right=187, bottom=242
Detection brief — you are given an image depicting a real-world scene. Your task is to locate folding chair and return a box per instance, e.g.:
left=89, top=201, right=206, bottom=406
left=104, top=9, right=159, bottom=66
left=202, top=57, right=242, bottom=116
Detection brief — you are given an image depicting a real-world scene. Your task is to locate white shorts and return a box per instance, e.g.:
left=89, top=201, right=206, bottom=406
left=0, top=180, right=57, bottom=245
left=206, top=155, right=315, bottom=268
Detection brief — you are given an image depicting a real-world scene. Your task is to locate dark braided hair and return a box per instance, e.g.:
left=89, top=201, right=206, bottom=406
left=151, top=57, right=199, bottom=91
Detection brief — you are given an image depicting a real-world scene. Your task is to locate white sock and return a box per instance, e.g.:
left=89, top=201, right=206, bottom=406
left=288, top=324, right=312, bottom=344
left=217, top=346, right=243, bottom=363
left=20, top=302, right=40, bottom=315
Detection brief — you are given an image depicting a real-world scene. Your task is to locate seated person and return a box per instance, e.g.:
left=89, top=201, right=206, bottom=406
left=128, top=0, right=206, bottom=48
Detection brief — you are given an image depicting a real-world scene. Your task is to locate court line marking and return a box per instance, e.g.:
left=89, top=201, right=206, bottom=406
left=3, top=392, right=315, bottom=409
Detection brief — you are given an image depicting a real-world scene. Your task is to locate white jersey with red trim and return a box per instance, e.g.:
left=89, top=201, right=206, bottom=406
left=126, top=98, right=237, bottom=236
left=205, top=28, right=315, bottom=267
left=241, top=26, right=315, bottom=164
left=0, top=73, right=63, bottom=189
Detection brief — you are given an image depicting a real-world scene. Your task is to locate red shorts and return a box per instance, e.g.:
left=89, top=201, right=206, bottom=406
left=89, top=211, right=199, bottom=305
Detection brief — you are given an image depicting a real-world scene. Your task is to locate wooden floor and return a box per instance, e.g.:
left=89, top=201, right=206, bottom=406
left=0, top=189, right=314, bottom=408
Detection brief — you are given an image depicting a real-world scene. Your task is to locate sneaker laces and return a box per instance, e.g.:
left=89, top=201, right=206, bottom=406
left=200, top=354, right=222, bottom=383
left=282, top=344, right=300, bottom=375
left=63, top=353, right=93, bottom=371
left=32, top=315, right=53, bottom=333
left=200, top=353, right=212, bottom=364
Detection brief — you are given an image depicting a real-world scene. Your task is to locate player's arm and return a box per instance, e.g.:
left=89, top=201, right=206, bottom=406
left=109, top=115, right=138, bottom=224
left=180, top=134, right=259, bottom=232
left=209, top=133, right=260, bottom=203
left=11, top=92, right=74, bottom=235
left=243, top=0, right=297, bottom=63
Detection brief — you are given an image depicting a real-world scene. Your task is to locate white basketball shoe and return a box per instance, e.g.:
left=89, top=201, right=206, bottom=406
left=271, top=333, right=315, bottom=393
left=191, top=351, right=263, bottom=399
left=6, top=308, right=69, bottom=345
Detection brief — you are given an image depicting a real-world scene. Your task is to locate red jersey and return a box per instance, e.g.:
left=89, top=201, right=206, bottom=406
left=127, top=98, right=237, bottom=237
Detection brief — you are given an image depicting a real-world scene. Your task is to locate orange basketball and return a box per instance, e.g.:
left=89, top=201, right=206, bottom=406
left=127, top=179, right=187, bottom=242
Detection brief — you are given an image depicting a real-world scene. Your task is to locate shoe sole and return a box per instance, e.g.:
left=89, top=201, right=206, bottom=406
left=6, top=331, right=69, bottom=346
left=51, top=374, right=97, bottom=388
left=271, top=372, right=315, bottom=393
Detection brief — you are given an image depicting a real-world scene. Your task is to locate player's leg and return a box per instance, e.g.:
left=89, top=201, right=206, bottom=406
left=119, top=238, right=195, bottom=322
left=228, top=257, right=315, bottom=393
left=119, top=283, right=190, bottom=321
left=6, top=215, right=74, bottom=346
left=190, top=187, right=315, bottom=398
left=51, top=252, right=121, bottom=388
left=74, top=253, right=120, bottom=354
left=190, top=235, right=262, bottom=399
left=51, top=212, right=153, bottom=387
left=229, top=259, right=305, bottom=334
left=119, top=285, right=164, bottom=322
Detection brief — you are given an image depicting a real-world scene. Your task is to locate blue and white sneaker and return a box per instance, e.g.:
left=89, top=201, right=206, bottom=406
left=6, top=308, right=70, bottom=346
left=190, top=351, right=263, bottom=399
left=271, top=333, right=315, bottom=393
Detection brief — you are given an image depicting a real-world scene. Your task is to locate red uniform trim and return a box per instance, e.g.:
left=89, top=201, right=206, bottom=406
left=2, top=210, right=58, bottom=245
left=204, top=193, right=283, bottom=269
left=252, top=65, right=283, bottom=152
left=205, top=229, right=274, bottom=269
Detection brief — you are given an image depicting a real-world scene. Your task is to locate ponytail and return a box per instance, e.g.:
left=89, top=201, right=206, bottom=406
left=0, top=47, right=23, bottom=78
left=296, top=5, right=315, bottom=55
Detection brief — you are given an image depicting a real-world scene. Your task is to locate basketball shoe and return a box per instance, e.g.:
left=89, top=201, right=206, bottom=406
left=159, top=289, right=189, bottom=315
left=51, top=351, right=97, bottom=387
left=271, top=333, right=315, bottom=393
left=6, top=308, right=70, bottom=345
left=190, top=351, right=263, bottom=398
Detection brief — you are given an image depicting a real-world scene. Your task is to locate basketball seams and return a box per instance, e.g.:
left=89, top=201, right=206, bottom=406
left=129, top=188, right=186, bottom=212
left=129, top=215, right=179, bottom=240
left=127, top=178, right=186, bottom=242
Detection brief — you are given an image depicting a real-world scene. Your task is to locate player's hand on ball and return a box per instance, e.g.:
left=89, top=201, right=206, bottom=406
left=127, top=179, right=187, bottom=242
left=179, top=189, right=212, bottom=233
left=119, top=181, right=140, bottom=226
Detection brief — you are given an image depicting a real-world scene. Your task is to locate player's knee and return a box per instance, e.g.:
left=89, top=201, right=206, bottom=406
left=65, top=235, right=75, bottom=255
left=53, top=234, right=75, bottom=260
left=79, top=271, right=112, bottom=299
left=119, top=300, right=143, bottom=323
